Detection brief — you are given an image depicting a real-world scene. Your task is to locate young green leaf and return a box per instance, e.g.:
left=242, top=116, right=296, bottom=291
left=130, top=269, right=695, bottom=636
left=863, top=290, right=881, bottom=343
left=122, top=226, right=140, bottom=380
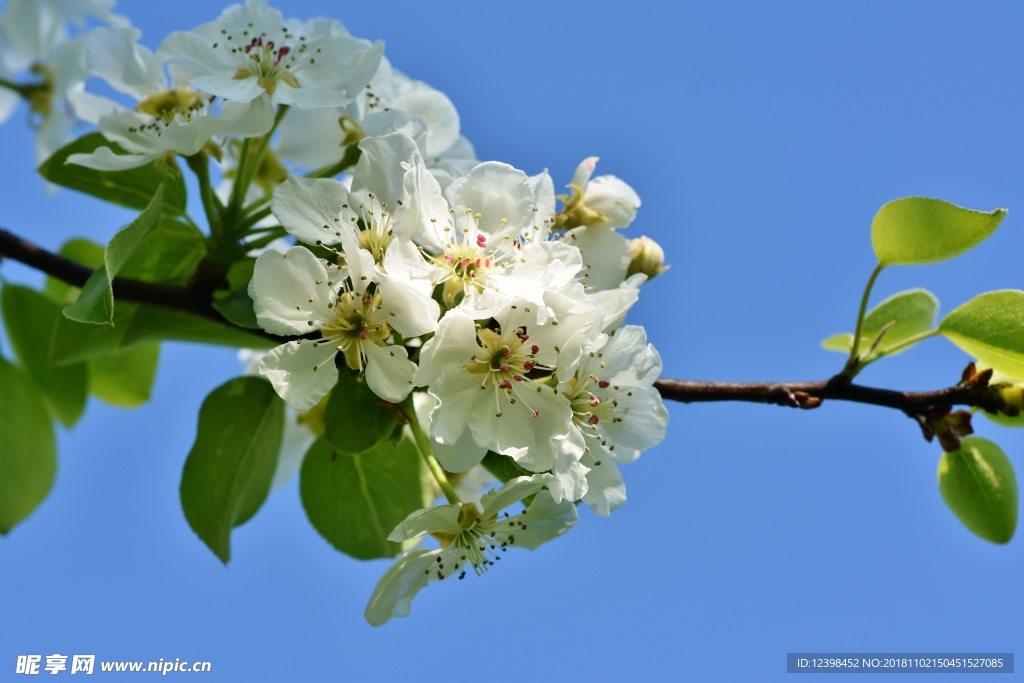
left=38, top=132, right=187, bottom=213
left=938, top=437, right=1017, bottom=544
left=64, top=186, right=166, bottom=326
left=821, top=289, right=938, bottom=359
left=939, top=290, right=1024, bottom=379
left=1, top=285, right=88, bottom=427
left=300, top=436, right=427, bottom=560
left=117, top=218, right=206, bottom=285
left=87, top=343, right=160, bottom=407
left=322, top=372, right=400, bottom=455
left=180, top=376, right=284, bottom=564
left=44, top=238, right=105, bottom=305
left=0, top=357, right=57, bottom=534
left=871, top=197, right=1006, bottom=266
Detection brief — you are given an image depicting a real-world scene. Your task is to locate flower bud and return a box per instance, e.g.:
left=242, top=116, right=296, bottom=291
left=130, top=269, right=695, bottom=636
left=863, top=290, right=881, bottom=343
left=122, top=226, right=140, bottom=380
left=626, top=236, right=668, bottom=279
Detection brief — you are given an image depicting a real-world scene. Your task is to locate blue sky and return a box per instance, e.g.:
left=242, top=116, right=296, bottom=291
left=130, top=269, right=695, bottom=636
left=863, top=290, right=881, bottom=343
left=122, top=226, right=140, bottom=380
left=1, top=1, right=1022, bottom=680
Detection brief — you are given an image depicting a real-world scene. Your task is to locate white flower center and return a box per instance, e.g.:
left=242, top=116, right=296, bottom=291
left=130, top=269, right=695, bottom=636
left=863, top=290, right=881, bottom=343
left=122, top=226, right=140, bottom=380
left=319, top=290, right=390, bottom=371
left=129, top=88, right=210, bottom=137
left=433, top=235, right=500, bottom=308
left=219, top=27, right=307, bottom=94
left=565, top=374, right=617, bottom=431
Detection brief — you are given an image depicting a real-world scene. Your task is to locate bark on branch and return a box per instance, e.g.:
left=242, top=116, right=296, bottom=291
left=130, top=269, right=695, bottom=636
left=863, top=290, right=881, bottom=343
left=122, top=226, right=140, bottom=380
left=0, top=226, right=1004, bottom=425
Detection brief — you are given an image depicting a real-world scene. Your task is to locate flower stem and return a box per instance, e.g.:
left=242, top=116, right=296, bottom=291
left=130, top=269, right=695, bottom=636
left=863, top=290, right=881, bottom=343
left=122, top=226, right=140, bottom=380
left=405, top=398, right=461, bottom=505
left=0, top=77, right=31, bottom=98
left=308, top=144, right=361, bottom=179
left=185, top=153, right=223, bottom=239
left=844, top=263, right=885, bottom=376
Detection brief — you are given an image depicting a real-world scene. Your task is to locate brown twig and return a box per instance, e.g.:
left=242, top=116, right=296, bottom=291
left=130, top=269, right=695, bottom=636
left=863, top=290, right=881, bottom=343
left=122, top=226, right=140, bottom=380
left=0, top=225, right=1005, bottom=424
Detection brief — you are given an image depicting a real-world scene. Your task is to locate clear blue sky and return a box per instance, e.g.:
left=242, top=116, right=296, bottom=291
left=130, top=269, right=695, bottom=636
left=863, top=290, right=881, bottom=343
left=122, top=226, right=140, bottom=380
left=1, top=1, right=1022, bottom=680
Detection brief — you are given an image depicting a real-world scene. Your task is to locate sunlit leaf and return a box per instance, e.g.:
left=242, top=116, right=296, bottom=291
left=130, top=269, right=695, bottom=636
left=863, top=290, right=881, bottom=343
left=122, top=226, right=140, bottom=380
left=939, top=290, right=1024, bottom=379
left=938, top=437, right=1017, bottom=544
left=871, top=197, right=1006, bottom=266
left=63, top=186, right=165, bottom=325
left=821, top=289, right=938, bottom=359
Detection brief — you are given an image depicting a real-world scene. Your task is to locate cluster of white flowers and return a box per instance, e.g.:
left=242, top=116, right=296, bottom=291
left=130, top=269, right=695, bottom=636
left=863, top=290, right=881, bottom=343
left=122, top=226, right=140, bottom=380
left=0, top=0, right=669, bottom=626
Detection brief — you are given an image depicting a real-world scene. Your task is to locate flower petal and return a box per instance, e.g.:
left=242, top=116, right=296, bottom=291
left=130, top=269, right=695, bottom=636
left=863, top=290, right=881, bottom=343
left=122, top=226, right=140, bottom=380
left=249, top=247, right=336, bottom=335
left=258, top=340, right=339, bottom=412
left=272, top=176, right=353, bottom=247
left=364, top=548, right=442, bottom=627
left=361, top=343, right=416, bottom=403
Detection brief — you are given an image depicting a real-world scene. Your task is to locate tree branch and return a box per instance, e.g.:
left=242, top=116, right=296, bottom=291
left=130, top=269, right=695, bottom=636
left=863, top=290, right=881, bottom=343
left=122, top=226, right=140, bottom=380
left=0, top=226, right=1006, bottom=424
left=652, top=377, right=984, bottom=413
left=0, top=226, right=284, bottom=344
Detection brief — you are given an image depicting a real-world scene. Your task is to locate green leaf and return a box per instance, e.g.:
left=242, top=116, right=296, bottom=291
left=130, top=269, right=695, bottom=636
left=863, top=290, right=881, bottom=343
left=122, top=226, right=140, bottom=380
left=49, top=305, right=134, bottom=365
left=118, top=217, right=205, bottom=285
left=38, top=132, right=187, bottom=213
left=44, top=238, right=105, bottom=305
left=871, top=197, right=1006, bottom=266
left=938, top=437, right=1017, bottom=544
left=211, top=258, right=259, bottom=329
left=120, top=306, right=276, bottom=349
left=180, top=376, right=284, bottom=564
left=322, top=372, right=400, bottom=455
left=821, top=289, right=938, bottom=359
left=64, top=186, right=165, bottom=325
left=1, top=285, right=88, bottom=427
left=939, top=290, right=1024, bottom=379
left=300, top=436, right=427, bottom=560
left=481, top=450, right=532, bottom=484
left=0, top=356, right=57, bottom=534
left=87, top=343, right=160, bottom=407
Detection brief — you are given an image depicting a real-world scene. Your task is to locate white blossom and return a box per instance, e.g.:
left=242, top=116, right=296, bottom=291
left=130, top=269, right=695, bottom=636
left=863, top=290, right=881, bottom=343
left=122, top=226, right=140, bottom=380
left=364, top=474, right=576, bottom=626
left=415, top=294, right=603, bottom=502
left=67, top=27, right=274, bottom=170
left=557, top=325, right=669, bottom=515
left=155, top=0, right=382, bottom=111
left=249, top=243, right=435, bottom=410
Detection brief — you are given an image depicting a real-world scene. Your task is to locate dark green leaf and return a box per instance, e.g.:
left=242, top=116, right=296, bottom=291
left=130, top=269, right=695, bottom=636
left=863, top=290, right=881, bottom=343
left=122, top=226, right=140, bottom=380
left=300, top=436, right=428, bottom=560
left=481, top=451, right=532, bottom=484
left=0, top=357, right=57, bottom=534
left=212, top=258, right=259, bottom=329
left=180, top=376, right=284, bottom=563
left=2, top=285, right=88, bottom=427
left=322, top=372, right=400, bottom=455
left=64, top=186, right=165, bottom=325
left=38, top=132, right=187, bottom=213
left=938, top=437, right=1017, bottom=544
